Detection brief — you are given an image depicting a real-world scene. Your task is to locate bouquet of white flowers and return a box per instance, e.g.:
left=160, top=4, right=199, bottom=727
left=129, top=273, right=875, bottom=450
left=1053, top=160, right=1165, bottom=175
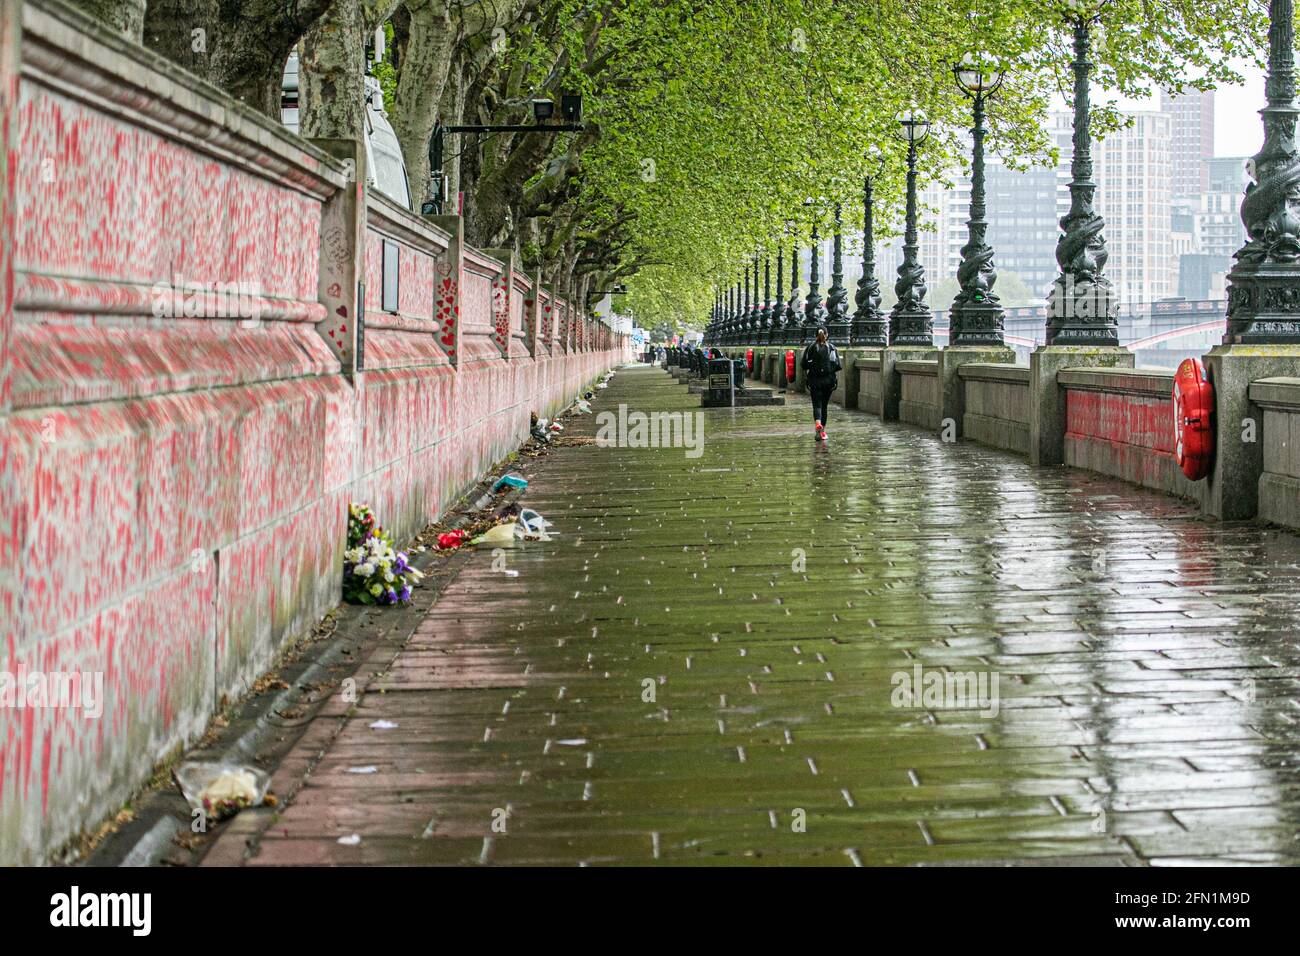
left=343, top=503, right=423, bottom=606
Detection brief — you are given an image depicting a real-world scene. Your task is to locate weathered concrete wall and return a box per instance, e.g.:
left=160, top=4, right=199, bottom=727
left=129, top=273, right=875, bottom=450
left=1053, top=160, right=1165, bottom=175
left=959, top=363, right=1030, bottom=456
left=0, top=0, right=21, bottom=801
left=856, top=355, right=882, bottom=416
left=1059, top=367, right=1205, bottom=503
left=1251, top=377, right=1300, bottom=530
left=0, top=0, right=628, bottom=865
left=897, top=360, right=940, bottom=431
left=832, top=348, right=862, bottom=408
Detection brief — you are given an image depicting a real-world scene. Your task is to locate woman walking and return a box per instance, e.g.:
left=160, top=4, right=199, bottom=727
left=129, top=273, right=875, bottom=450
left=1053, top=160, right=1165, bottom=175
left=802, top=328, right=841, bottom=442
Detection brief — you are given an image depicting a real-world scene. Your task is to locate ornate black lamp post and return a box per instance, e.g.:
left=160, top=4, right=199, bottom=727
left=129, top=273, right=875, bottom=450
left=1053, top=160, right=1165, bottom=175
left=803, top=203, right=829, bottom=343
left=1224, top=0, right=1300, bottom=343
left=743, top=256, right=754, bottom=343
left=889, top=110, right=934, bottom=346
left=950, top=55, right=1008, bottom=347
left=723, top=280, right=733, bottom=346
left=738, top=269, right=748, bottom=343
left=732, top=277, right=741, bottom=345
left=784, top=241, right=801, bottom=340
left=759, top=253, right=772, bottom=338
left=803, top=224, right=828, bottom=343
left=712, top=288, right=720, bottom=346
left=851, top=153, right=888, bottom=347
left=768, top=242, right=784, bottom=345
left=734, top=263, right=742, bottom=341
left=1046, top=2, right=1119, bottom=345
left=713, top=289, right=723, bottom=345
left=726, top=277, right=734, bottom=345
left=825, top=203, right=851, bottom=346
left=742, top=263, right=752, bottom=345
left=733, top=267, right=743, bottom=345
left=734, top=276, right=743, bottom=345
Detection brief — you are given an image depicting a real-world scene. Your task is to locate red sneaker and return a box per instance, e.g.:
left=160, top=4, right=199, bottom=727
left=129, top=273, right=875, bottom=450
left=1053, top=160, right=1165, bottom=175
left=820, top=428, right=829, bottom=442
left=814, top=421, right=824, bottom=439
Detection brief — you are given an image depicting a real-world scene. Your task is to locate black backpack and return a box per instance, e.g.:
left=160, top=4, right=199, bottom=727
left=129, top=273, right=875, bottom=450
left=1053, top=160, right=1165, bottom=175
left=808, top=343, right=841, bottom=383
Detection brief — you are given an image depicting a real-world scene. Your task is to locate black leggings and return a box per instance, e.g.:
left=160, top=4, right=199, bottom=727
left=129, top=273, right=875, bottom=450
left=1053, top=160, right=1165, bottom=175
left=810, top=385, right=832, bottom=426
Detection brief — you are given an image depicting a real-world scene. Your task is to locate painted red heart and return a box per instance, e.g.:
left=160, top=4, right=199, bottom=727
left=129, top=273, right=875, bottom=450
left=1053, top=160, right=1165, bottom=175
left=337, top=306, right=348, bottom=318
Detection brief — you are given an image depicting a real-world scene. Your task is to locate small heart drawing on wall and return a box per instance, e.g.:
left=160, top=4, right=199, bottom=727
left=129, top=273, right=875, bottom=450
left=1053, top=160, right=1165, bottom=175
left=337, top=306, right=348, bottom=318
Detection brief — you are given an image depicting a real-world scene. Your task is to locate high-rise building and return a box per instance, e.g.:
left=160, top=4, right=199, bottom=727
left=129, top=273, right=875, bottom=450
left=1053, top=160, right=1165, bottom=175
left=1176, top=155, right=1249, bottom=300
left=917, top=175, right=966, bottom=291
left=1197, top=156, right=1249, bottom=258
left=1162, top=89, right=1214, bottom=208
left=1178, top=253, right=1231, bottom=301
left=985, top=143, right=1070, bottom=301
left=1085, top=108, right=1177, bottom=305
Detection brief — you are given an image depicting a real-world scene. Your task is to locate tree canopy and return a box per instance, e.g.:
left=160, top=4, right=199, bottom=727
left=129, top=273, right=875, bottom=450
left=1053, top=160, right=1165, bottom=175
left=78, top=0, right=1269, bottom=329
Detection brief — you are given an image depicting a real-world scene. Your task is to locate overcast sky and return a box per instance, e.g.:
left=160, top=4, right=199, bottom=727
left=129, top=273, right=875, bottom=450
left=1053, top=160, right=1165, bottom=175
left=1097, top=59, right=1265, bottom=158
left=1213, top=62, right=1265, bottom=157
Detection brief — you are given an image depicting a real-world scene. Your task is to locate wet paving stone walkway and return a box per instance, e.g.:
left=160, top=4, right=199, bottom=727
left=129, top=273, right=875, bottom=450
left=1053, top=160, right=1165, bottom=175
left=236, top=365, right=1300, bottom=866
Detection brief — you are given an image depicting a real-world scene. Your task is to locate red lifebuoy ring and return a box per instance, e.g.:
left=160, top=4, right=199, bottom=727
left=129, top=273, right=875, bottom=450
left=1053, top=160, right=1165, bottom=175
left=745, top=348, right=754, bottom=374
left=785, top=349, right=796, bottom=382
left=1173, top=357, right=1214, bottom=481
